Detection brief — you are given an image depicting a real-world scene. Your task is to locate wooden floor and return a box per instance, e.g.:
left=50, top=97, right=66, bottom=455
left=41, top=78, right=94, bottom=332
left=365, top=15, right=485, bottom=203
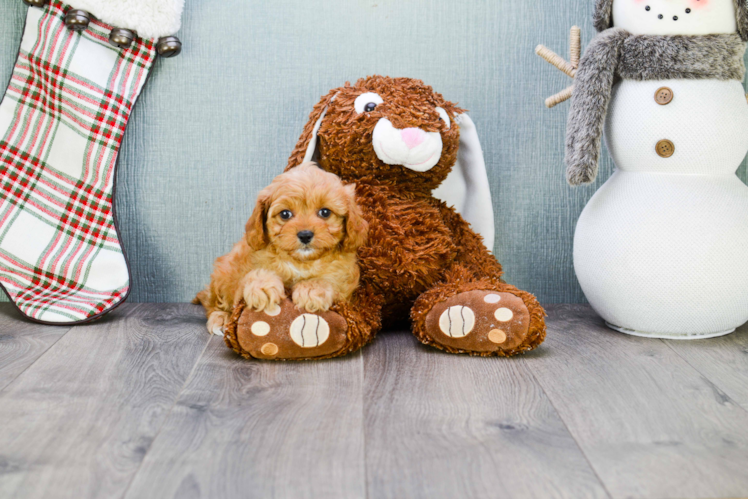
left=1, top=303, right=747, bottom=498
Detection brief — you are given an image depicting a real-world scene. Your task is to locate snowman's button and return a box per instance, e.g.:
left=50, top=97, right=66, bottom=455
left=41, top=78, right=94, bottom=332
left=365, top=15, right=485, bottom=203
left=656, top=139, right=675, bottom=158
left=655, top=87, right=674, bottom=105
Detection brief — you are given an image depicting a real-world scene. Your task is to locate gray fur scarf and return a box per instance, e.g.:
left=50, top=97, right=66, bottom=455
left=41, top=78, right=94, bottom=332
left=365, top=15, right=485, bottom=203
left=565, top=29, right=746, bottom=185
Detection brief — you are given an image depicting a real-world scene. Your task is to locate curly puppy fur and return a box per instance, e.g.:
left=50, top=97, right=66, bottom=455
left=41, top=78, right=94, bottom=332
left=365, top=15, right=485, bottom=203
left=566, top=30, right=746, bottom=185
left=278, top=76, right=546, bottom=356
left=194, top=163, right=368, bottom=334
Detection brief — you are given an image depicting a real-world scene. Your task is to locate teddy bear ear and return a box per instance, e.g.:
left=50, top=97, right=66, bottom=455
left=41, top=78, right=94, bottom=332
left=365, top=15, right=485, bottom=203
left=736, top=0, right=748, bottom=41
left=285, top=91, right=338, bottom=171
left=593, top=0, right=614, bottom=33
left=432, top=113, right=495, bottom=252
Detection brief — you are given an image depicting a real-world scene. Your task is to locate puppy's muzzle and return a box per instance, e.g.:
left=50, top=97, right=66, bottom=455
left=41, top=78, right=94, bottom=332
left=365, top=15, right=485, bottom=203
left=297, top=230, right=314, bottom=244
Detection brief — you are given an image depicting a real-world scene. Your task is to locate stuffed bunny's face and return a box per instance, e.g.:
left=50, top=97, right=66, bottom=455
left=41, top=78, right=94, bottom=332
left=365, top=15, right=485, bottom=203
left=612, top=0, right=737, bottom=35
left=299, top=76, right=465, bottom=193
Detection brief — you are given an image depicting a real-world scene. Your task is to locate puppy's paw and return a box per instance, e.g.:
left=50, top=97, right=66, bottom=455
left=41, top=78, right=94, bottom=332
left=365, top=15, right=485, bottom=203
left=207, top=311, right=228, bottom=336
left=292, top=280, right=335, bottom=313
left=242, top=272, right=286, bottom=313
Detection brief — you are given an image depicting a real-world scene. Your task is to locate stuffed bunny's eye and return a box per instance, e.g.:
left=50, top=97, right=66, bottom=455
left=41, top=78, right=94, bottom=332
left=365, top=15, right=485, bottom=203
left=354, top=92, right=384, bottom=114
left=436, top=107, right=451, bottom=129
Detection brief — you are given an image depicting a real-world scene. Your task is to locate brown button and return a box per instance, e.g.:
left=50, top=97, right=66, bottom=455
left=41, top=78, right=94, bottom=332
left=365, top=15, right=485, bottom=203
left=656, top=139, right=675, bottom=158
left=655, top=87, right=674, bottom=105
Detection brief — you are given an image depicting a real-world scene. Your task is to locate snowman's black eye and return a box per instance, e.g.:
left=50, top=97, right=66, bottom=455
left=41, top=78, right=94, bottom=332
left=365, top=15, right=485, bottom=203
left=658, top=14, right=664, bottom=19
left=686, top=8, right=691, bottom=13
left=364, top=102, right=377, bottom=112
left=645, top=5, right=650, bottom=10
left=673, top=15, right=678, bottom=20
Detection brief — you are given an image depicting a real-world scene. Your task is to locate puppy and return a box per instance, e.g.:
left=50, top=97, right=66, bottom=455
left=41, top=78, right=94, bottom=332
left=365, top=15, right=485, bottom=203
left=194, top=162, right=368, bottom=335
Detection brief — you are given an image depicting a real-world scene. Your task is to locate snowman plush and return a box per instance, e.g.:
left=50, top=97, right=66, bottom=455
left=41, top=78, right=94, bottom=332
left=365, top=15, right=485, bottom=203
left=551, top=0, right=748, bottom=338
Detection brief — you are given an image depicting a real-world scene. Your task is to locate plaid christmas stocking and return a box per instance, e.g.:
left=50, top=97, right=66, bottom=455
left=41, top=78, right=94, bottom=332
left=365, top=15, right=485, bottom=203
left=0, top=0, right=182, bottom=324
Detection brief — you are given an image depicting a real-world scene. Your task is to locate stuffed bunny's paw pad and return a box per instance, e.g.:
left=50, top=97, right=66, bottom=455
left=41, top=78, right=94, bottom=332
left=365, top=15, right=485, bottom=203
left=233, top=299, right=348, bottom=360
left=425, top=291, right=530, bottom=353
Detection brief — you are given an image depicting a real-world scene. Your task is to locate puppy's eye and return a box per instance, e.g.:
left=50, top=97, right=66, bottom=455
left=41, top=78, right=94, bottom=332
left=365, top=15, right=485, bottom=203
left=279, top=210, right=293, bottom=220
left=318, top=208, right=332, bottom=219
left=354, top=92, right=384, bottom=114
left=436, top=107, right=451, bottom=130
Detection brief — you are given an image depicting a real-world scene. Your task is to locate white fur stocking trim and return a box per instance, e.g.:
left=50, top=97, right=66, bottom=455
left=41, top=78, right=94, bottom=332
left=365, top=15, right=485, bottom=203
left=65, top=0, right=184, bottom=39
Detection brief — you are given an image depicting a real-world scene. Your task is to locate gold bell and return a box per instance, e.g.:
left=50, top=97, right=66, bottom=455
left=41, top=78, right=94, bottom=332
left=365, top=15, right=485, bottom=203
left=156, top=36, right=182, bottom=58
left=64, top=9, right=91, bottom=31
left=109, top=28, right=136, bottom=49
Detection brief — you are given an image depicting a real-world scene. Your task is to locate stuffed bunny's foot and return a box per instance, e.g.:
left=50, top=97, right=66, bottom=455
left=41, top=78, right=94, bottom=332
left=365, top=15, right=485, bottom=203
left=422, top=290, right=534, bottom=355
left=224, top=298, right=349, bottom=360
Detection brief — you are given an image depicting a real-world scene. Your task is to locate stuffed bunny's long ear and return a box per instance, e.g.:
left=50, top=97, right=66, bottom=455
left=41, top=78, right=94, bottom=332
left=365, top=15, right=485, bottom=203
left=286, top=91, right=337, bottom=171
left=432, top=114, right=495, bottom=251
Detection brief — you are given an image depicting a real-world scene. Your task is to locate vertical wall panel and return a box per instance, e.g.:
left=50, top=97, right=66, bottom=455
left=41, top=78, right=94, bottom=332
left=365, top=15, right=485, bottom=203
left=0, top=0, right=746, bottom=303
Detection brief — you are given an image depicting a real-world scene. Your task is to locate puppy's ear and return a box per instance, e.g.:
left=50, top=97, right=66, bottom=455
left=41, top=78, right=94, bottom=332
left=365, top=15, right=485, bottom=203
left=286, top=89, right=338, bottom=172
left=342, top=184, right=368, bottom=253
left=245, top=187, right=272, bottom=251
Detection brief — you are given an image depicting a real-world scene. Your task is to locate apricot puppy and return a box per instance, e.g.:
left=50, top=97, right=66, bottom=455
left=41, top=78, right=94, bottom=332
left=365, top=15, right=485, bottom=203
left=194, top=162, right=368, bottom=335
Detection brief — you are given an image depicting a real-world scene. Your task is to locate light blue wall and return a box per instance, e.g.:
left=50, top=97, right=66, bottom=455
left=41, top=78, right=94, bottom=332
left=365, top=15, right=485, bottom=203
left=1, top=0, right=746, bottom=304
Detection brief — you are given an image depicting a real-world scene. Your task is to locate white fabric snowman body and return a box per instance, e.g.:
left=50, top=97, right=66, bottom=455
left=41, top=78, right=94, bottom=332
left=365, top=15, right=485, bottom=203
left=571, top=0, right=748, bottom=338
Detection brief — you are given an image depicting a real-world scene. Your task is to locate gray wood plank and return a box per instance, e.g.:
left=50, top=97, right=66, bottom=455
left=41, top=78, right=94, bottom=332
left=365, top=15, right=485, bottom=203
left=125, top=337, right=366, bottom=498
left=0, top=303, right=209, bottom=498
left=0, top=303, right=71, bottom=391
left=664, top=324, right=748, bottom=409
left=363, top=330, right=608, bottom=499
left=526, top=304, right=748, bottom=498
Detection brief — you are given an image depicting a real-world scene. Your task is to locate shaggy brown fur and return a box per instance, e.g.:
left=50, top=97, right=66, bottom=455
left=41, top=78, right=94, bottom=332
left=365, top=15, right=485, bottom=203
left=236, top=75, right=545, bottom=359
left=225, top=76, right=546, bottom=359
left=194, top=163, right=367, bottom=335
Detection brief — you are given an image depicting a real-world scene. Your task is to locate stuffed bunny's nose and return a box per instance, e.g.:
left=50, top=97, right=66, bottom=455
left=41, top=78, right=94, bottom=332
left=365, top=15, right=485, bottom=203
left=401, top=128, right=426, bottom=150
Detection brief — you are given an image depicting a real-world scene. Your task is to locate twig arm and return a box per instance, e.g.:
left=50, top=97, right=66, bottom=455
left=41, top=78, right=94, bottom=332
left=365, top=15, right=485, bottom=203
left=570, top=26, right=581, bottom=68
left=545, top=85, right=575, bottom=108
left=535, top=45, right=577, bottom=79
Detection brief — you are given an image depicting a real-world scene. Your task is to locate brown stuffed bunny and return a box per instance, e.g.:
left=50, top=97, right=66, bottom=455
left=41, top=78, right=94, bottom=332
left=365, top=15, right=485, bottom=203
left=224, top=76, right=546, bottom=360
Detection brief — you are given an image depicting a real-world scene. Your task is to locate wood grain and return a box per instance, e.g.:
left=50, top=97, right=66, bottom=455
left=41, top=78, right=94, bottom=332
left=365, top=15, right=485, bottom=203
left=527, top=305, right=748, bottom=498
left=664, top=324, right=748, bottom=409
left=3, top=304, right=748, bottom=497
left=0, top=304, right=71, bottom=391
left=363, top=330, right=608, bottom=498
left=125, top=336, right=366, bottom=498
left=0, top=303, right=209, bottom=498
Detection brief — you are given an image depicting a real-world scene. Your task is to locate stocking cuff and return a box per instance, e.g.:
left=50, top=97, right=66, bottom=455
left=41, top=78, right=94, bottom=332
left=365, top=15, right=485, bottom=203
left=64, top=0, right=184, bottom=39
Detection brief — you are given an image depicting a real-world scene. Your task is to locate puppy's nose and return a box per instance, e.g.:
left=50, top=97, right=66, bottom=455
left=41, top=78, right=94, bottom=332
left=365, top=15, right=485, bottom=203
left=297, top=230, right=314, bottom=244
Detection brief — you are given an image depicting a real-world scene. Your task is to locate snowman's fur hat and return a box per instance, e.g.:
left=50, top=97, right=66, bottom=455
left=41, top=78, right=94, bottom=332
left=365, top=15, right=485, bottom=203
left=594, top=0, right=748, bottom=41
